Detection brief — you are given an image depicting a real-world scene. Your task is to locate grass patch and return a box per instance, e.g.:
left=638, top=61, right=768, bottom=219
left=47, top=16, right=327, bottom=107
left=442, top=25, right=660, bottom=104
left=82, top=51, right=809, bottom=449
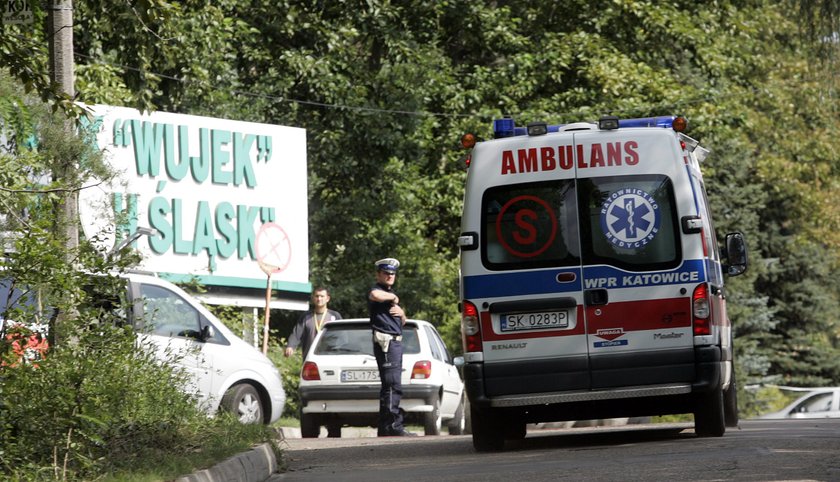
left=100, top=416, right=276, bottom=482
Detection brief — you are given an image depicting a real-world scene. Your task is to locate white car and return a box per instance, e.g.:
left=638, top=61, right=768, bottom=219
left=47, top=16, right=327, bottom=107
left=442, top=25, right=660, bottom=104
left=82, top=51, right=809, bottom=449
left=1, top=271, right=286, bottom=425
left=759, top=388, right=840, bottom=419
left=298, top=318, right=465, bottom=437
left=121, top=272, right=286, bottom=424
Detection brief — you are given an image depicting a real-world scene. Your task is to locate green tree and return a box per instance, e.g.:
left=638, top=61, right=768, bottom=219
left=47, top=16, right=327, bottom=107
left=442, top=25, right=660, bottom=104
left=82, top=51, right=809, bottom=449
left=5, top=0, right=840, bottom=409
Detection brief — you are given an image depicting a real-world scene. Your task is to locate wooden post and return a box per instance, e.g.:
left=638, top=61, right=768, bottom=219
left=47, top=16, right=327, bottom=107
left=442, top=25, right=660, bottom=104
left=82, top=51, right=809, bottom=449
left=262, top=273, right=271, bottom=355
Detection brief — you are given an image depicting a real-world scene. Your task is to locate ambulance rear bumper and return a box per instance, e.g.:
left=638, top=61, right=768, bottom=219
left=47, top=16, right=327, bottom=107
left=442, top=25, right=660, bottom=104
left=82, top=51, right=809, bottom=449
left=464, top=345, right=724, bottom=409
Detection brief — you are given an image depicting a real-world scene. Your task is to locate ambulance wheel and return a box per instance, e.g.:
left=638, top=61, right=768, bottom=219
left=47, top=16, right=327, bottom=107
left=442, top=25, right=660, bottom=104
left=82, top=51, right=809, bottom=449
left=694, top=386, right=725, bottom=437
left=301, top=413, right=320, bottom=438
left=723, top=372, right=739, bottom=428
left=470, top=405, right=504, bottom=452
left=504, top=419, right=526, bottom=440
left=424, top=396, right=442, bottom=436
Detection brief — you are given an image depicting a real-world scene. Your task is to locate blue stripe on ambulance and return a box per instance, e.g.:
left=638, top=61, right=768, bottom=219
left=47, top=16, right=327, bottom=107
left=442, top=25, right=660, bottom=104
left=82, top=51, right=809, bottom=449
left=463, top=269, right=582, bottom=299
left=463, top=259, right=707, bottom=300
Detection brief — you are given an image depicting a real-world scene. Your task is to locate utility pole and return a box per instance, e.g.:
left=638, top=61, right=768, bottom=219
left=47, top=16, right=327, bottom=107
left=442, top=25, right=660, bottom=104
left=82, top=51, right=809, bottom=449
left=48, top=0, right=78, bottom=252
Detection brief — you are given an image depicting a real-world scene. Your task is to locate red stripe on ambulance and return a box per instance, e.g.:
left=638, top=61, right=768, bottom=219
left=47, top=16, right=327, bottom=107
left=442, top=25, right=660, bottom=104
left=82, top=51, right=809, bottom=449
left=586, top=297, right=692, bottom=333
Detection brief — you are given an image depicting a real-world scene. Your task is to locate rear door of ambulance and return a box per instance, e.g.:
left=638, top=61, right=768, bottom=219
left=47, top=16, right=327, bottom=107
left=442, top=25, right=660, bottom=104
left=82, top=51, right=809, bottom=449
left=462, top=130, right=590, bottom=398
left=573, top=128, right=700, bottom=390
left=461, top=126, right=702, bottom=399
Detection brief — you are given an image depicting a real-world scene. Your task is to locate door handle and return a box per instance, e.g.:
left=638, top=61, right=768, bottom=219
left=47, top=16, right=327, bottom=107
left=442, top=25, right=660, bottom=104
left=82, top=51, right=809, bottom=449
left=584, top=289, right=609, bottom=306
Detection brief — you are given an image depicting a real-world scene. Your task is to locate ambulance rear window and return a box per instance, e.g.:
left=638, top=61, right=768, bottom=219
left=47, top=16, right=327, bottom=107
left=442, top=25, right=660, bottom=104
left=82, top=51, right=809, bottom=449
left=578, top=174, right=680, bottom=271
left=481, top=180, right=581, bottom=270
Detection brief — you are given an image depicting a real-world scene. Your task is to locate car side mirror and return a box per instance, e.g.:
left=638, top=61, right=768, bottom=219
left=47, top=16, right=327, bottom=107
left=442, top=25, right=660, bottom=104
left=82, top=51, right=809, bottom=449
left=722, top=232, right=748, bottom=276
left=453, top=356, right=465, bottom=368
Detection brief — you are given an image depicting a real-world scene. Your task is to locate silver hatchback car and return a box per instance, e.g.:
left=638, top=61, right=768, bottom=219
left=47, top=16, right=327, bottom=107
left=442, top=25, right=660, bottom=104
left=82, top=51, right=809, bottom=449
left=759, top=388, right=840, bottom=419
left=298, top=318, right=466, bottom=437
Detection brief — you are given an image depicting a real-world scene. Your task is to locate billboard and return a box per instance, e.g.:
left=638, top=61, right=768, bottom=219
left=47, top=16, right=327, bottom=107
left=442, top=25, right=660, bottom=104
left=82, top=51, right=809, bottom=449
left=78, top=105, right=309, bottom=298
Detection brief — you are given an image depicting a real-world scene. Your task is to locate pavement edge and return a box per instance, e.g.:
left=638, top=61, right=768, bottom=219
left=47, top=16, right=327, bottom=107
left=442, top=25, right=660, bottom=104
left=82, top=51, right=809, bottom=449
left=175, top=442, right=278, bottom=482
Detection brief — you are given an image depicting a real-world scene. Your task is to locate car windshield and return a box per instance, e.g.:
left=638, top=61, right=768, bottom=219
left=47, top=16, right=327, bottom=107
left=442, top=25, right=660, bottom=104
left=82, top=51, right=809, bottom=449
left=0, top=277, right=54, bottom=332
left=313, top=323, right=421, bottom=356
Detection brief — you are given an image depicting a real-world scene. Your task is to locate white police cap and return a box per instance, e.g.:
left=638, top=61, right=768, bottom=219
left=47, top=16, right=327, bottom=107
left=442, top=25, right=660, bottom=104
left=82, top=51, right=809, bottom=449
left=375, top=258, right=400, bottom=273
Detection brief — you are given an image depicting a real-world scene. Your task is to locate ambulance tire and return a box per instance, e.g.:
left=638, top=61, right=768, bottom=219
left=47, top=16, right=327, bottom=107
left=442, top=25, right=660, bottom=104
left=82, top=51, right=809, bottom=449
left=470, top=405, right=505, bottom=452
left=723, top=372, right=739, bottom=428
left=694, top=386, right=725, bottom=437
left=424, top=396, right=442, bottom=436
left=300, top=413, right=320, bottom=438
left=504, top=419, right=527, bottom=440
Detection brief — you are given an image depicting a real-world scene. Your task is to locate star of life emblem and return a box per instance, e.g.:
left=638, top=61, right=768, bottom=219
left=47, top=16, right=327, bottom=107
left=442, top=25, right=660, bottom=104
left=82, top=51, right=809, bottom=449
left=599, top=188, right=661, bottom=249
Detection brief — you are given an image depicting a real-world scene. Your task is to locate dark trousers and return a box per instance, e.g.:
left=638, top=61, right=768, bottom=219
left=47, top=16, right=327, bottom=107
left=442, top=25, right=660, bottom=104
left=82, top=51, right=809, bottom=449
left=373, top=338, right=404, bottom=435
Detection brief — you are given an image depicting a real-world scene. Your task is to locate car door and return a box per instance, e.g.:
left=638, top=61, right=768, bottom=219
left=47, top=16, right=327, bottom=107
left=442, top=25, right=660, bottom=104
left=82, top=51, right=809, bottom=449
left=131, top=280, right=216, bottom=410
left=574, top=130, right=697, bottom=390
left=423, top=325, right=463, bottom=417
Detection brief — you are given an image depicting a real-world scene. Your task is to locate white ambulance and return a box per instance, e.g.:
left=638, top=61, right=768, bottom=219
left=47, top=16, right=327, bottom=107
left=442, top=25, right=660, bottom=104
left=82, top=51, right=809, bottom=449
left=457, top=115, right=748, bottom=451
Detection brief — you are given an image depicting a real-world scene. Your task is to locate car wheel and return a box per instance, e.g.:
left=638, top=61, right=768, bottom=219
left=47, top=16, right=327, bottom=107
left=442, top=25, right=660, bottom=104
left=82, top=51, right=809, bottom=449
left=471, top=404, right=504, bottom=452
left=301, top=413, right=320, bottom=438
left=694, top=386, right=725, bottom=437
left=447, top=394, right=466, bottom=435
left=221, top=384, right=263, bottom=424
left=424, top=395, right=442, bottom=436
left=504, top=418, right=526, bottom=440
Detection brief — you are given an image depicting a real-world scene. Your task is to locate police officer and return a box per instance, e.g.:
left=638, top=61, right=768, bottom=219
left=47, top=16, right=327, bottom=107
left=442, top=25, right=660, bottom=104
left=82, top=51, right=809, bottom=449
left=368, top=257, right=416, bottom=437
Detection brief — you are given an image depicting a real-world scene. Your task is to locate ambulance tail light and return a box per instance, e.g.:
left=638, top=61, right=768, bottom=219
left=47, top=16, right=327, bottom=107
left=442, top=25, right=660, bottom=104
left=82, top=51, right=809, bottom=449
left=301, top=361, right=321, bottom=381
left=692, top=283, right=711, bottom=336
left=411, top=360, right=432, bottom=380
left=462, top=301, right=482, bottom=352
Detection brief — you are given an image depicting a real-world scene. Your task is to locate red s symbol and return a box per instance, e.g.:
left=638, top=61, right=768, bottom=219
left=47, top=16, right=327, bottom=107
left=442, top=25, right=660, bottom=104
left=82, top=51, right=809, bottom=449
left=513, top=209, right=537, bottom=245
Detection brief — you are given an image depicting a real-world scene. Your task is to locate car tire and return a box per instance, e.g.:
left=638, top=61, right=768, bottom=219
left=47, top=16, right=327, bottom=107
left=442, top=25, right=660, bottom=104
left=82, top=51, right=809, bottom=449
left=301, top=413, right=320, bottom=438
left=424, top=395, right=442, bottom=436
left=447, top=394, right=466, bottom=435
left=694, top=386, right=726, bottom=437
left=471, top=405, right=504, bottom=452
left=504, top=419, right=526, bottom=440
left=221, top=384, right=264, bottom=424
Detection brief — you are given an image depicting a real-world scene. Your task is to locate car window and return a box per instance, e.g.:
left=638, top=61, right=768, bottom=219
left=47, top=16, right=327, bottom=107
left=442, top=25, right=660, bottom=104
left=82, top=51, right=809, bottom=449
left=423, top=325, right=444, bottom=362
left=792, top=392, right=833, bottom=414
left=0, top=277, right=54, bottom=330
left=578, top=174, right=681, bottom=271
left=314, top=324, right=375, bottom=356
left=430, top=327, right=453, bottom=364
left=481, top=180, right=580, bottom=270
left=138, top=283, right=202, bottom=339
left=313, top=324, right=421, bottom=356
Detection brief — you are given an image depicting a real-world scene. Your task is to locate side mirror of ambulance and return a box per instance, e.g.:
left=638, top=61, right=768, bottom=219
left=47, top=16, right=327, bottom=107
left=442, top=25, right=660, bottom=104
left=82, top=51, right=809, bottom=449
left=723, top=232, right=748, bottom=276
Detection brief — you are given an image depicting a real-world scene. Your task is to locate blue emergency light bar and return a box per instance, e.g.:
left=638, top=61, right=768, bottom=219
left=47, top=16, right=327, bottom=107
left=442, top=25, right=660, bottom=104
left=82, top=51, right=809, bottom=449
left=493, top=116, right=681, bottom=139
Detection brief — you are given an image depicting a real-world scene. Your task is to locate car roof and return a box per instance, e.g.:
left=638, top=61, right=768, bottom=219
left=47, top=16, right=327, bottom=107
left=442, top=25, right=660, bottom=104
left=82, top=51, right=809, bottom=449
left=322, top=318, right=432, bottom=327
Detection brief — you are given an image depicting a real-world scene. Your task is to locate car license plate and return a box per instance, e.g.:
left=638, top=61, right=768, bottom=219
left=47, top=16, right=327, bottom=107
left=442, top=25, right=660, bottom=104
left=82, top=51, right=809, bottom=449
left=341, top=369, right=380, bottom=382
left=500, top=311, right=569, bottom=332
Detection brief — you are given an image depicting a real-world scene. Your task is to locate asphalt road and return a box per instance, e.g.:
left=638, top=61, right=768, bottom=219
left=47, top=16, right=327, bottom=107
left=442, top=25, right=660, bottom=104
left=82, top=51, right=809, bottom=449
left=273, top=419, right=840, bottom=481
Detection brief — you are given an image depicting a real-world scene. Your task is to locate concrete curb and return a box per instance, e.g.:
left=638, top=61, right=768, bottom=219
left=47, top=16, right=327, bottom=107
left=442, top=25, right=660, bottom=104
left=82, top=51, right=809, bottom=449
left=175, top=442, right=278, bottom=482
